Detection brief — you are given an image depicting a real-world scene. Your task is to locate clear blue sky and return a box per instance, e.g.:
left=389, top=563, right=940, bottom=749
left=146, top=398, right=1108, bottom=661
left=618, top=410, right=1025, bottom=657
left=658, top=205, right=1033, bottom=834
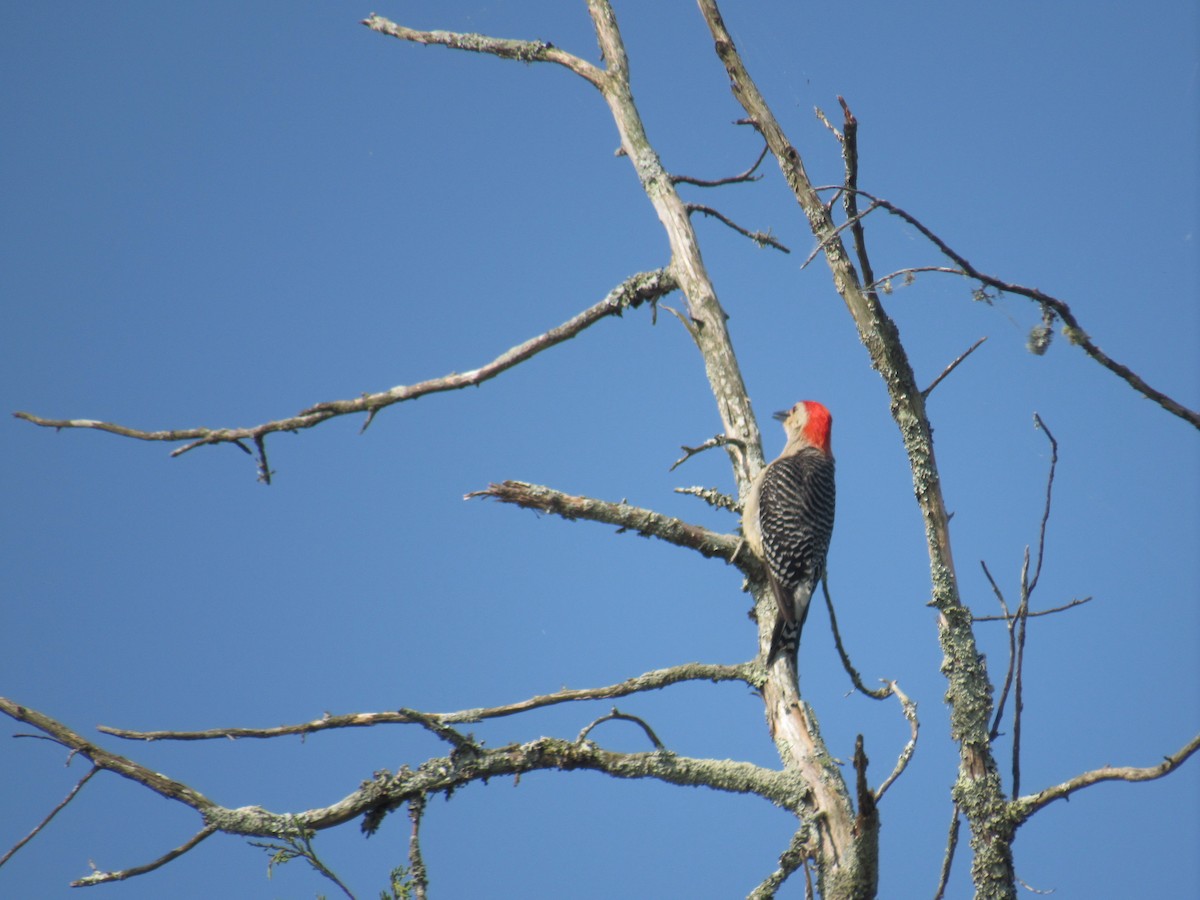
left=3, top=2, right=1197, bottom=898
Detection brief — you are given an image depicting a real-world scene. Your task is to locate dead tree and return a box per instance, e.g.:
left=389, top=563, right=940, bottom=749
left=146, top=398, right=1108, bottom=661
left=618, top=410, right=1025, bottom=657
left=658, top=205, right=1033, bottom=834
left=5, top=3, right=1197, bottom=897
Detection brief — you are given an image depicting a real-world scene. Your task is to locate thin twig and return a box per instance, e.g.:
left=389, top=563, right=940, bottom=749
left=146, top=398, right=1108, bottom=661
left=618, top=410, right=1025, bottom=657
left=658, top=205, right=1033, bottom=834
left=1012, top=546, right=1031, bottom=797
left=576, top=708, right=667, bottom=751
left=981, top=560, right=1017, bottom=741
left=399, top=709, right=476, bottom=753
left=746, top=827, right=810, bottom=899
left=673, top=485, right=739, bottom=512
left=797, top=203, right=882, bottom=272
left=837, top=97, right=878, bottom=301
left=874, top=682, right=919, bottom=803
left=853, top=734, right=876, bottom=823
left=0, top=766, right=100, bottom=868
left=1028, top=414, right=1058, bottom=595
left=1012, top=416, right=1058, bottom=795
left=922, top=337, right=988, bottom=398
left=72, top=826, right=217, bottom=887
left=813, top=186, right=1200, bottom=429
left=932, top=805, right=961, bottom=900
left=868, top=266, right=966, bottom=291
left=670, top=433, right=747, bottom=471
left=813, top=106, right=843, bottom=142
left=1016, top=874, right=1056, bottom=895
left=686, top=203, right=790, bottom=252
left=973, top=596, right=1092, bottom=622
left=823, top=579, right=891, bottom=700
left=406, top=795, right=429, bottom=900
left=673, top=144, right=769, bottom=187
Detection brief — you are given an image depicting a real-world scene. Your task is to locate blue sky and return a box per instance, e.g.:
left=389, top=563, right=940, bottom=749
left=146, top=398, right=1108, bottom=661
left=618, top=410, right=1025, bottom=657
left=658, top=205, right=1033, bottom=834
left=2, top=2, right=1197, bottom=898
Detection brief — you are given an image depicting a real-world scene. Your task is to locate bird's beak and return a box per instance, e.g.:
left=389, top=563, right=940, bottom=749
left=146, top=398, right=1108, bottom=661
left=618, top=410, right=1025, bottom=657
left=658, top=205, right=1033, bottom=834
left=772, top=410, right=789, bottom=422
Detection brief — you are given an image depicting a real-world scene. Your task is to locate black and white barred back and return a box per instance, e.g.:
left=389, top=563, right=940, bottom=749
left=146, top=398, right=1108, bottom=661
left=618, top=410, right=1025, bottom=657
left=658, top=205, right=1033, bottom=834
left=758, top=447, right=836, bottom=664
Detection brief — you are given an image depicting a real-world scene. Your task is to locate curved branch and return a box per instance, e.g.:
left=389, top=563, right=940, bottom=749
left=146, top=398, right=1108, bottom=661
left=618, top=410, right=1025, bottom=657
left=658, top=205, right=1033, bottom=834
left=1011, top=732, right=1200, bottom=823
left=687, top=203, right=791, bottom=253
left=576, top=708, right=667, bottom=751
left=832, top=188, right=1200, bottom=430
left=13, top=270, right=676, bottom=462
left=874, top=682, right=918, bottom=803
left=823, top=578, right=891, bottom=701
left=95, top=662, right=755, bottom=742
left=72, top=827, right=218, bottom=888
left=673, top=143, right=769, bottom=188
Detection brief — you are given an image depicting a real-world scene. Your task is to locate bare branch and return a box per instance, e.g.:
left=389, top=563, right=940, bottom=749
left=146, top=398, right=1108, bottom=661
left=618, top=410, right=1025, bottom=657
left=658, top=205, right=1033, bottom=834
left=0, top=766, right=99, bottom=868
left=361, top=14, right=605, bottom=87
left=399, top=709, right=477, bottom=754
left=406, top=795, right=429, bottom=900
left=825, top=187, right=1200, bottom=429
left=673, top=485, right=740, bottom=513
left=687, top=203, right=791, bottom=252
left=95, top=662, right=755, bottom=742
left=981, top=559, right=1017, bottom=742
left=874, top=682, right=919, bottom=803
left=72, top=826, right=218, bottom=888
left=822, top=579, right=891, bottom=701
left=1012, top=733, right=1200, bottom=822
left=797, top=202, right=882, bottom=272
left=467, top=480, right=745, bottom=566
left=1011, top=548, right=1031, bottom=798
left=5, top=697, right=811, bottom=849
left=576, top=708, right=667, bottom=751
left=868, top=265, right=966, bottom=291
left=932, top=805, right=961, bottom=900
left=0, top=698, right=215, bottom=813
left=1027, top=414, right=1058, bottom=595
left=853, top=734, right=877, bottom=830
left=670, top=433, right=747, bottom=471
left=1016, top=875, right=1056, bottom=895
left=673, top=143, right=770, bottom=187
left=973, top=596, right=1093, bottom=622
left=835, top=97, right=879, bottom=301
left=747, top=827, right=810, bottom=900
left=813, top=106, right=842, bottom=143
left=13, top=269, right=677, bottom=466
left=922, top=337, right=988, bottom=399
left=986, top=417, right=1057, bottom=788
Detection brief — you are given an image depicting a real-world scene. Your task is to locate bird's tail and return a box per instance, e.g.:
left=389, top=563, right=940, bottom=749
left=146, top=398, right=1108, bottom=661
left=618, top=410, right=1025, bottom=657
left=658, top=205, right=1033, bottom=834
left=766, top=616, right=799, bottom=666
left=765, top=584, right=814, bottom=666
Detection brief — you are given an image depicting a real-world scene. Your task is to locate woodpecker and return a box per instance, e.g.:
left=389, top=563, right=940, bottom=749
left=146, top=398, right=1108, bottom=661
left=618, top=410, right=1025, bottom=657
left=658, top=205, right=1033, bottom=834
left=742, top=400, right=836, bottom=666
